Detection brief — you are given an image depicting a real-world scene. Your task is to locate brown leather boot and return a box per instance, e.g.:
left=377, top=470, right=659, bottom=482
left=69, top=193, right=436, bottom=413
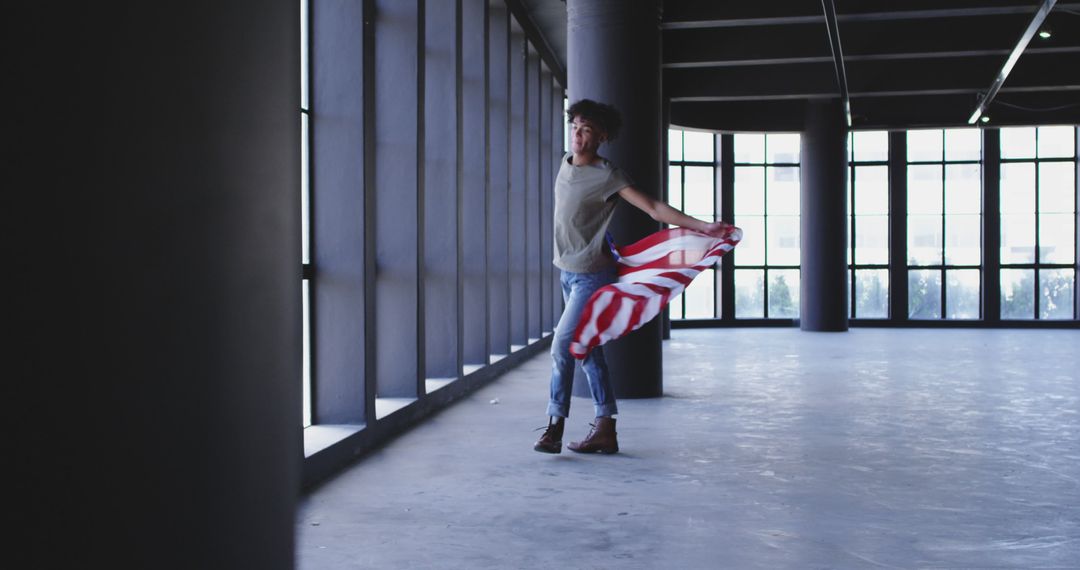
left=533, top=417, right=564, bottom=454
left=567, top=417, right=618, bottom=454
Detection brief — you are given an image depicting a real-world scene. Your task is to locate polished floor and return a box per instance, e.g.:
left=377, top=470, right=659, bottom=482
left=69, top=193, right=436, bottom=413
left=297, top=329, right=1080, bottom=569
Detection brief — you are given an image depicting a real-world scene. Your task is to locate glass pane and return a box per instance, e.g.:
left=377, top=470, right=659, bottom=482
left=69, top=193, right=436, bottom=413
left=1001, top=126, right=1036, bottom=159
left=1001, top=269, right=1035, bottom=320
left=854, top=269, right=889, bottom=318
left=854, top=215, right=889, bottom=265
left=1037, top=126, right=1076, bottom=158
left=908, top=129, right=943, bottom=162
left=854, top=165, right=889, bottom=215
left=734, top=133, right=765, bottom=164
left=669, top=290, right=685, bottom=319
left=668, top=129, right=683, bottom=162
left=1000, top=213, right=1036, bottom=264
left=302, top=279, right=312, bottom=428
left=668, top=165, right=682, bottom=211
left=853, top=130, right=888, bottom=162
left=684, top=166, right=714, bottom=220
left=302, top=112, right=310, bottom=264
left=908, top=215, right=942, bottom=265
left=734, top=166, right=765, bottom=215
left=1039, top=213, right=1076, bottom=264
left=1039, top=162, right=1076, bottom=214
left=908, top=165, right=943, bottom=214
left=944, top=214, right=981, bottom=266
left=684, top=130, right=714, bottom=162
left=767, top=167, right=800, bottom=215
left=1000, top=163, right=1035, bottom=214
left=767, top=133, right=800, bottom=164
left=734, top=216, right=765, bottom=265
left=735, top=269, right=765, bottom=318
left=946, top=269, right=980, bottom=319
left=684, top=268, right=715, bottom=319
left=1040, top=268, right=1075, bottom=319
left=768, top=269, right=800, bottom=318
left=301, top=0, right=309, bottom=110
left=944, top=128, right=981, bottom=161
left=945, top=164, right=981, bottom=214
left=767, top=216, right=801, bottom=265
left=909, top=269, right=942, bottom=319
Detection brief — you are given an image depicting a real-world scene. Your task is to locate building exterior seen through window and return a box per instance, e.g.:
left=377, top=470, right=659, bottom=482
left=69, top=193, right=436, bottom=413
left=733, top=133, right=802, bottom=319
left=667, top=126, right=1077, bottom=323
left=906, top=128, right=983, bottom=320
left=848, top=131, right=890, bottom=318
left=1000, top=126, right=1076, bottom=320
left=667, top=129, right=718, bottom=318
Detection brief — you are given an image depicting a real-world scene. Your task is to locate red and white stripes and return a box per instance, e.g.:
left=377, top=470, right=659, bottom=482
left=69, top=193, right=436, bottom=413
left=569, top=226, right=743, bottom=359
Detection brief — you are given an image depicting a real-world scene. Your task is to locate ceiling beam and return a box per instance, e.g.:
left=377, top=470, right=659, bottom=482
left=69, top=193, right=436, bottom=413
left=662, top=3, right=1080, bottom=29
left=821, top=0, right=851, bottom=126
left=969, top=0, right=1057, bottom=124
left=663, top=47, right=1080, bottom=69
left=665, top=52, right=1080, bottom=99
left=670, top=85, right=1080, bottom=103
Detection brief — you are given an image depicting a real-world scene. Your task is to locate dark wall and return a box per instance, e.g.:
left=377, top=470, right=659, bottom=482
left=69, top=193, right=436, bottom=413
left=10, top=2, right=300, bottom=567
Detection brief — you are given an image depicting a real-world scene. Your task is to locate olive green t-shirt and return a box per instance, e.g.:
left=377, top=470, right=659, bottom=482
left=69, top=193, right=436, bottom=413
left=552, top=153, right=635, bottom=273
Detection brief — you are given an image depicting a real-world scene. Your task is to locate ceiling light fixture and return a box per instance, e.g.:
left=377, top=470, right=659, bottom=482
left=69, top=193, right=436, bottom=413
left=980, top=115, right=991, bottom=123
left=1038, top=29, right=1052, bottom=39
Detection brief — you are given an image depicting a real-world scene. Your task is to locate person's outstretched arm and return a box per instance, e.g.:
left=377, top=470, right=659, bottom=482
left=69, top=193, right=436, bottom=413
left=617, top=185, right=733, bottom=238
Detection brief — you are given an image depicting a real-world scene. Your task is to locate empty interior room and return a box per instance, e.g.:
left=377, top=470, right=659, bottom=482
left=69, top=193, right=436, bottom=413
left=11, top=1, right=1080, bottom=568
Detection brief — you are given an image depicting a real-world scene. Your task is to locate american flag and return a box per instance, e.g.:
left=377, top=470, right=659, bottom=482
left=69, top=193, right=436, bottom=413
left=569, top=225, right=743, bottom=359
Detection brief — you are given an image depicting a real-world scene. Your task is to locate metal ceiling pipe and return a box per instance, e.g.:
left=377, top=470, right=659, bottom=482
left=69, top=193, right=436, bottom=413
left=969, top=0, right=1058, bottom=124
left=821, top=0, right=852, bottom=127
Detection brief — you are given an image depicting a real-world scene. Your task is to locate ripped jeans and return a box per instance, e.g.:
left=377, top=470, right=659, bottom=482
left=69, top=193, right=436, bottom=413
left=547, top=267, right=618, bottom=419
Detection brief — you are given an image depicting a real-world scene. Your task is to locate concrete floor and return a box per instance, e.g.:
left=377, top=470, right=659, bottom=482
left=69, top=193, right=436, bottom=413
left=297, top=329, right=1080, bottom=569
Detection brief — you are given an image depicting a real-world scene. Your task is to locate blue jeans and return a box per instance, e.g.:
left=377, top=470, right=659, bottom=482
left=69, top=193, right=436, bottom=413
left=548, top=267, right=619, bottom=419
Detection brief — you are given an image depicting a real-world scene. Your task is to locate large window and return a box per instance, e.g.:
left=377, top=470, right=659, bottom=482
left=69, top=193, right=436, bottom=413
left=848, top=131, right=890, bottom=318
left=668, top=129, right=718, bottom=318
left=665, top=125, right=1077, bottom=327
left=906, top=128, right=982, bottom=320
left=733, top=133, right=801, bottom=319
left=300, top=0, right=312, bottom=428
left=1000, top=126, right=1077, bottom=320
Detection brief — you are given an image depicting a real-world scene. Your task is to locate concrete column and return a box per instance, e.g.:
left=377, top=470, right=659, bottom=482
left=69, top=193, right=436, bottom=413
left=567, top=0, right=663, bottom=398
left=373, top=0, right=423, bottom=397
left=800, top=100, right=850, bottom=331
left=540, top=70, right=555, bottom=334
left=11, top=2, right=299, bottom=567
left=312, top=0, right=367, bottom=424
left=424, top=0, right=461, bottom=379
left=509, top=25, right=529, bottom=347
left=487, top=1, right=511, bottom=358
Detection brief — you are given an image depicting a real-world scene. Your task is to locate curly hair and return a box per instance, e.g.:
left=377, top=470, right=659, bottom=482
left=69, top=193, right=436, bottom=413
left=566, top=99, right=623, bottom=141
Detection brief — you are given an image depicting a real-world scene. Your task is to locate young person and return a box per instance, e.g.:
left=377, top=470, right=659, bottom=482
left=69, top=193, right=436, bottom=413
left=535, top=99, right=733, bottom=454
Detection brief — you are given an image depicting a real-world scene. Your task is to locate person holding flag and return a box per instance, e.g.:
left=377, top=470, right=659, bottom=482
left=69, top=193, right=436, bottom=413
left=535, top=99, right=739, bottom=455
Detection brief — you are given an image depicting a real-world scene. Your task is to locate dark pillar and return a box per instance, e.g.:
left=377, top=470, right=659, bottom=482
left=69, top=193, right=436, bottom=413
left=888, top=131, right=910, bottom=321
left=373, top=0, right=423, bottom=397
left=982, top=128, right=1002, bottom=323
left=424, top=0, right=461, bottom=380
left=800, top=100, right=850, bottom=331
left=11, top=2, right=299, bottom=567
left=567, top=0, right=663, bottom=398
left=314, top=0, right=368, bottom=425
